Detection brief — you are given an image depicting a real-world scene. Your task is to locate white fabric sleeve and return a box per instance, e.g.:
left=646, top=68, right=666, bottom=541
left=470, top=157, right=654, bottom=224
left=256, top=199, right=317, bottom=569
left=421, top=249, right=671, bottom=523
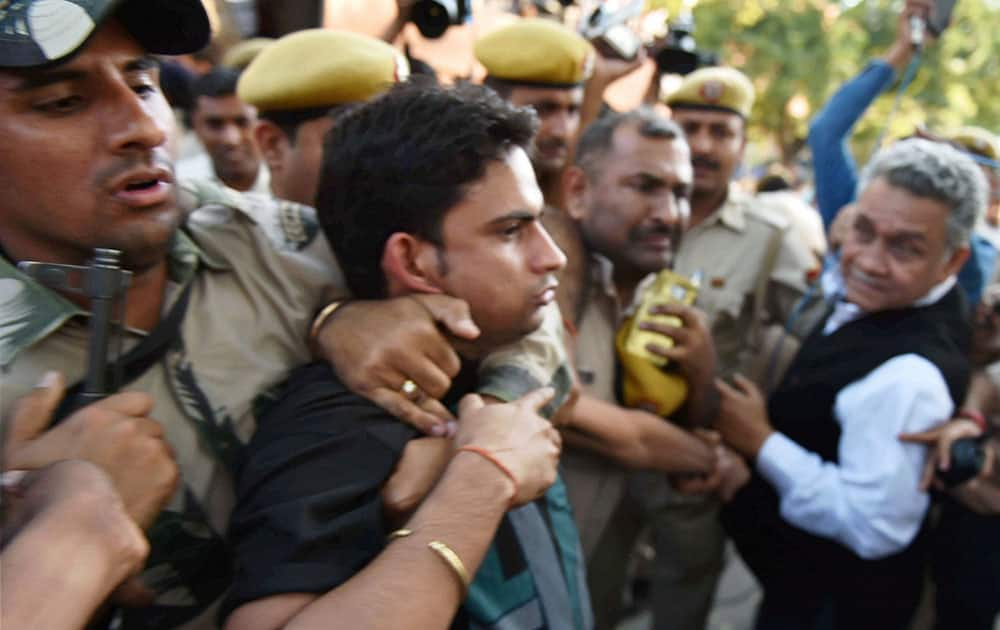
left=756, top=353, right=954, bottom=559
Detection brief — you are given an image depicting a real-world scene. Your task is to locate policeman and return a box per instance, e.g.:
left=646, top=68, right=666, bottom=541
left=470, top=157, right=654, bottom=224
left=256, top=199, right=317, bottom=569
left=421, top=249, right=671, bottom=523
left=626, top=66, right=818, bottom=630
left=476, top=18, right=594, bottom=201
left=558, top=108, right=719, bottom=627
left=475, top=18, right=595, bottom=325
left=239, top=28, right=409, bottom=207
left=947, top=126, right=1000, bottom=232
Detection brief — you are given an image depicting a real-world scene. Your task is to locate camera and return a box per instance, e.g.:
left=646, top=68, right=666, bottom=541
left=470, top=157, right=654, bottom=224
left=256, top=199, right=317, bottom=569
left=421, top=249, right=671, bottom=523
left=936, top=437, right=988, bottom=487
left=655, top=15, right=717, bottom=76
left=411, top=0, right=470, bottom=39
left=582, top=0, right=644, bottom=61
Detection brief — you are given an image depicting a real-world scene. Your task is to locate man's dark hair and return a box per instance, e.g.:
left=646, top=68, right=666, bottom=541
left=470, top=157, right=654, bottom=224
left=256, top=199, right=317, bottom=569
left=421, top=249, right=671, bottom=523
left=575, top=107, right=684, bottom=179
left=185, top=67, right=242, bottom=126
left=482, top=76, right=514, bottom=100
left=316, top=82, right=538, bottom=299
left=191, top=67, right=241, bottom=103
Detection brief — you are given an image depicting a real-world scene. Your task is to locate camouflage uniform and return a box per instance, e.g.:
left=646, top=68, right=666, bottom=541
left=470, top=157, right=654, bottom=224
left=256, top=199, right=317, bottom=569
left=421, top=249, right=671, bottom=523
left=0, top=186, right=571, bottom=629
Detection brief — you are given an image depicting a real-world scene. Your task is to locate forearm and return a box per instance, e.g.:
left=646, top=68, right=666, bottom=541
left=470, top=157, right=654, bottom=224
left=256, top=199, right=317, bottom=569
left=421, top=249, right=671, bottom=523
left=563, top=394, right=714, bottom=473
left=1, top=506, right=143, bottom=629
left=808, top=61, right=896, bottom=226
left=283, top=452, right=514, bottom=630
left=965, top=368, right=1000, bottom=419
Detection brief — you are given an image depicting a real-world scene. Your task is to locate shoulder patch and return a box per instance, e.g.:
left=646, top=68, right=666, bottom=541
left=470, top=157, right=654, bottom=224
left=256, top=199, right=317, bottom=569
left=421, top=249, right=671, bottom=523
left=240, top=194, right=320, bottom=252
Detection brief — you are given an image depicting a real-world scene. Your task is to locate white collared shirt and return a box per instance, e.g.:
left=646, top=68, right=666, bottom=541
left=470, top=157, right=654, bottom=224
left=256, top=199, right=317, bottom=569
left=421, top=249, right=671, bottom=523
left=755, top=270, right=958, bottom=559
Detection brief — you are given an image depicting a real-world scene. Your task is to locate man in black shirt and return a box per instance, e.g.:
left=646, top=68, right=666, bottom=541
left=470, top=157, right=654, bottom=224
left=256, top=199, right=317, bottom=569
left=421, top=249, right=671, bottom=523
left=223, top=82, right=592, bottom=630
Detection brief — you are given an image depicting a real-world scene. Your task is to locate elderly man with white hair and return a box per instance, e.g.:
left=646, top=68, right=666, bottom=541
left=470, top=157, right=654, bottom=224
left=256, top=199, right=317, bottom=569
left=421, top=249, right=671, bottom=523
left=711, top=138, right=988, bottom=630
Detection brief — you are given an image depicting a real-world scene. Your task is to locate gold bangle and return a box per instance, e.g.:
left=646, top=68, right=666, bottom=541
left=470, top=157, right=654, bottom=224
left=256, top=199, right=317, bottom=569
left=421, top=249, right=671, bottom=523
left=427, top=540, right=470, bottom=597
left=387, top=528, right=413, bottom=542
left=309, top=300, right=348, bottom=347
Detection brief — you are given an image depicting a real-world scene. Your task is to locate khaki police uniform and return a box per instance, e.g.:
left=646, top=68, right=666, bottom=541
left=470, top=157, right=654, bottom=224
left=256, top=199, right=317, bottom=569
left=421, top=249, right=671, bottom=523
left=558, top=254, right=652, bottom=628
left=628, top=184, right=815, bottom=629
left=633, top=67, right=818, bottom=630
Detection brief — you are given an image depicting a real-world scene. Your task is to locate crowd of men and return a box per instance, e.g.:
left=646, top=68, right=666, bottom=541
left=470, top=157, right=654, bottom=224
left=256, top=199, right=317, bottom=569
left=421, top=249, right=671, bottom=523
left=1, top=0, right=998, bottom=629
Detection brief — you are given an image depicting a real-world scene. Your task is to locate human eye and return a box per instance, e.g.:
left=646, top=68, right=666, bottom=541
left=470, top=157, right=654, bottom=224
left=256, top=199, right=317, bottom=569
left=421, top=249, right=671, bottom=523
left=853, top=219, right=875, bottom=242
left=502, top=221, right=524, bottom=238
left=889, top=239, right=922, bottom=262
left=32, top=93, right=85, bottom=115
left=130, top=75, right=160, bottom=98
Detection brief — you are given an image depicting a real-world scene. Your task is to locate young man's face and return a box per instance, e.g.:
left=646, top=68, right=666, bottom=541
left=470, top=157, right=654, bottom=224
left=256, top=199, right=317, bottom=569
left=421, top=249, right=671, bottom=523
left=509, top=85, right=583, bottom=177
left=670, top=108, right=745, bottom=198
left=568, top=124, right=693, bottom=280
left=0, top=21, right=179, bottom=271
left=190, top=94, right=261, bottom=191
left=840, top=176, right=968, bottom=312
left=428, top=146, right=566, bottom=351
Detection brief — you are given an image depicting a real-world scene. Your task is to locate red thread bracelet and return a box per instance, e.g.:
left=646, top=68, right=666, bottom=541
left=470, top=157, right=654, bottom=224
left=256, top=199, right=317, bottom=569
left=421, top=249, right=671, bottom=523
left=957, top=408, right=988, bottom=433
left=456, top=446, right=518, bottom=505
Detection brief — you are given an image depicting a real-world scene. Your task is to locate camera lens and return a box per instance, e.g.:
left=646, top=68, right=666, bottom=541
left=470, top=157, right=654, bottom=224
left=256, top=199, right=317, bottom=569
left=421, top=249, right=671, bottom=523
left=413, top=0, right=461, bottom=39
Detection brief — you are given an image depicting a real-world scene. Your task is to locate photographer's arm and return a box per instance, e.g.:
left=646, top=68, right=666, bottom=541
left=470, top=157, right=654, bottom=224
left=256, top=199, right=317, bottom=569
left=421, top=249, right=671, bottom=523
left=809, top=0, right=933, bottom=229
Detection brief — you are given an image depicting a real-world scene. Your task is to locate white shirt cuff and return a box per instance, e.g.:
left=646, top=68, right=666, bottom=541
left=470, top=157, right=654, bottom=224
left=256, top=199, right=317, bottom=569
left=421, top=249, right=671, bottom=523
left=756, top=432, right=816, bottom=497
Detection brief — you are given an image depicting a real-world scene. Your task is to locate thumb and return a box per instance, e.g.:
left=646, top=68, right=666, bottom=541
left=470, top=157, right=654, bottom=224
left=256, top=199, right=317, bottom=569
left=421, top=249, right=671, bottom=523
left=517, top=387, right=556, bottom=413
left=411, top=294, right=480, bottom=340
left=6, top=371, right=66, bottom=445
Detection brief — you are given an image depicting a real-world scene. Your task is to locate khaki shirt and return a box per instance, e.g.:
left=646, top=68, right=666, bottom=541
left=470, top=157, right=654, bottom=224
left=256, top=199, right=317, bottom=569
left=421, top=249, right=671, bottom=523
left=0, top=186, right=570, bottom=629
left=674, top=185, right=817, bottom=380
left=561, top=254, right=628, bottom=557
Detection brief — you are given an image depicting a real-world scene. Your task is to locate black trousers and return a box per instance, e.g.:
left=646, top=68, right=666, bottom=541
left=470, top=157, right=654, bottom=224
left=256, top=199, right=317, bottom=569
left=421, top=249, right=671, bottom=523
left=932, top=499, right=1000, bottom=630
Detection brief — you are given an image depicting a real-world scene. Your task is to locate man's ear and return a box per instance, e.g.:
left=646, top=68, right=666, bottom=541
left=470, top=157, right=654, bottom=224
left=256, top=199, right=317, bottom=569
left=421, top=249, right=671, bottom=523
left=940, top=245, right=970, bottom=283
left=562, top=165, right=590, bottom=222
left=382, top=233, right=445, bottom=295
left=254, top=120, right=289, bottom=175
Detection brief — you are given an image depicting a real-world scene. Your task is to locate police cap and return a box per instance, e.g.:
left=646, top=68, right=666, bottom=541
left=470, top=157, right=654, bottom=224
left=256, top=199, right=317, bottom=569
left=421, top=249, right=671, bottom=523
left=947, top=126, right=999, bottom=162
left=222, top=37, right=274, bottom=71
left=238, top=29, right=409, bottom=113
left=666, top=66, right=755, bottom=119
left=475, top=18, right=595, bottom=88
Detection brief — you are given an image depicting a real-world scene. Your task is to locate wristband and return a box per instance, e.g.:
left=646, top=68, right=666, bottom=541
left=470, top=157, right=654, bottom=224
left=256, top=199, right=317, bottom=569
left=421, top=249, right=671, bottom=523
left=309, top=300, right=348, bottom=348
left=456, top=446, right=518, bottom=505
left=958, top=408, right=988, bottom=433
left=428, top=540, right=470, bottom=597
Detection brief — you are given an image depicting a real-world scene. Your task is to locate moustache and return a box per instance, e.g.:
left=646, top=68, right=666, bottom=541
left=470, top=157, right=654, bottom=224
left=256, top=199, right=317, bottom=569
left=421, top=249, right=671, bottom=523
left=536, top=138, right=568, bottom=153
left=96, top=151, right=174, bottom=190
left=630, top=224, right=680, bottom=243
left=691, top=157, right=721, bottom=171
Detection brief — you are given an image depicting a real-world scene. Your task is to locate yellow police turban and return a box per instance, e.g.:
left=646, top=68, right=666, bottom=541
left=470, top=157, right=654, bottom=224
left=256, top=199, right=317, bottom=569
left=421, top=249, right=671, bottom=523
left=665, top=66, right=755, bottom=118
left=475, top=18, right=595, bottom=87
left=222, top=37, right=274, bottom=70
left=238, top=29, right=409, bottom=112
left=947, top=126, right=999, bottom=162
